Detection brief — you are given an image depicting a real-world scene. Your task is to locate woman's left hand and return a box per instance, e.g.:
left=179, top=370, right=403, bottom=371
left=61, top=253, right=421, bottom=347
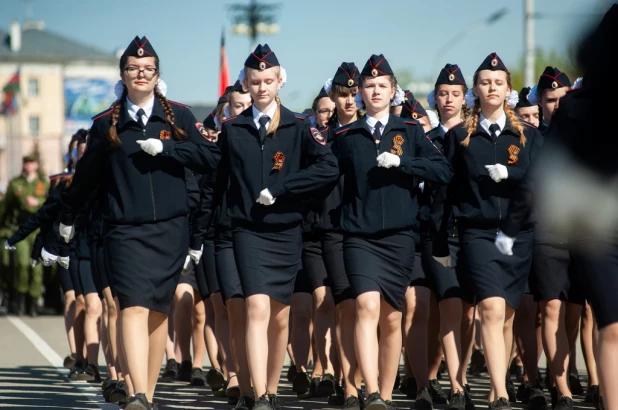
left=137, top=139, right=164, bottom=156
left=376, top=152, right=401, bottom=168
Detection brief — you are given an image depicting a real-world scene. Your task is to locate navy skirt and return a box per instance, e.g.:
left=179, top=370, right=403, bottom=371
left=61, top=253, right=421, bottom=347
left=58, top=265, right=74, bottom=294
left=459, top=228, right=534, bottom=309
left=233, top=224, right=302, bottom=306
left=104, top=215, right=188, bottom=314
left=215, top=231, right=244, bottom=302
left=344, top=230, right=415, bottom=312
left=532, top=244, right=584, bottom=304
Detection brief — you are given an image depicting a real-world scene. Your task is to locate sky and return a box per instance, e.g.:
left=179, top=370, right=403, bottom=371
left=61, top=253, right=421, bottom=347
left=1, top=0, right=609, bottom=110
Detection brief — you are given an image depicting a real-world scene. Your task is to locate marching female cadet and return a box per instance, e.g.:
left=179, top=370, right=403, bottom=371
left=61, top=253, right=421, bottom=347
left=56, top=36, right=220, bottom=410
left=420, top=63, right=477, bottom=410
left=333, top=54, right=452, bottom=410
left=216, top=44, right=338, bottom=410
left=432, top=53, right=541, bottom=410
left=299, top=63, right=364, bottom=405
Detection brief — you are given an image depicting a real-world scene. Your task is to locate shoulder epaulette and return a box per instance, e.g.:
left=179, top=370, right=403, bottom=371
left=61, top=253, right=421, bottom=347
left=92, top=108, right=113, bottom=121
left=222, top=116, right=238, bottom=123
left=294, top=113, right=308, bottom=120
left=334, top=124, right=353, bottom=135
left=168, top=100, right=191, bottom=109
left=318, top=125, right=330, bottom=133
left=521, top=120, right=538, bottom=129
left=404, top=120, right=419, bottom=126
left=49, top=172, right=73, bottom=181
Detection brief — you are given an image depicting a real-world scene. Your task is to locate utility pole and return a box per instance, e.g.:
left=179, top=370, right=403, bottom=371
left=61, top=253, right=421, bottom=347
left=524, top=0, right=536, bottom=86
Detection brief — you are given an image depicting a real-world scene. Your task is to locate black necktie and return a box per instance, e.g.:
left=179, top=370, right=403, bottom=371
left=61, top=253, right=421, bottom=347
left=373, top=121, right=383, bottom=144
left=489, top=123, right=500, bottom=142
left=258, top=115, right=270, bottom=144
left=136, top=108, right=146, bottom=129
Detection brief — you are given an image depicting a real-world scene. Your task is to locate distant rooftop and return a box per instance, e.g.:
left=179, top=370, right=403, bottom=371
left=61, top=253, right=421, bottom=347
left=0, top=21, right=117, bottom=64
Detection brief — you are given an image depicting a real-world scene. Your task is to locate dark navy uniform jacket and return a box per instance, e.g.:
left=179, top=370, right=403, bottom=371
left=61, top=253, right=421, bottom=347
left=60, top=98, right=221, bottom=226
left=216, top=105, right=339, bottom=227
left=302, top=123, right=345, bottom=233
left=333, top=115, right=452, bottom=235
left=432, top=119, right=542, bottom=256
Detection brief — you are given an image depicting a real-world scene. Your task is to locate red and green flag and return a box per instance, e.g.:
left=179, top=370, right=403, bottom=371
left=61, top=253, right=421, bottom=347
left=2, top=70, right=20, bottom=115
left=218, top=29, right=230, bottom=99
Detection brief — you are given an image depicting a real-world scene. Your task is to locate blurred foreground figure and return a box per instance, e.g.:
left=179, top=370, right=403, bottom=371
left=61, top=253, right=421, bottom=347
left=497, top=5, right=618, bottom=409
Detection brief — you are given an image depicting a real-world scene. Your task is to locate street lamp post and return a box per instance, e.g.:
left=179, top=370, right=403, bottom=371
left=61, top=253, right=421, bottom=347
left=229, top=0, right=281, bottom=52
left=432, top=7, right=509, bottom=76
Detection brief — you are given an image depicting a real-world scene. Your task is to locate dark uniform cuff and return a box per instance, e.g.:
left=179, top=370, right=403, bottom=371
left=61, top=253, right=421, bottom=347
left=161, top=139, right=175, bottom=156
left=267, top=182, right=286, bottom=198
left=398, top=156, right=413, bottom=173
left=500, top=220, right=520, bottom=239
left=189, top=237, right=203, bottom=250
left=432, top=241, right=450, bottom=258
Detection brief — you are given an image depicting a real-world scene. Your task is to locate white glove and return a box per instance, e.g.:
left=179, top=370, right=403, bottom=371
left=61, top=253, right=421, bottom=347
left=376, top=152, right=401, bottom=168
left=58, top=255, right=70, bottom=269
left=433, top=255, right=452, bottom=268
left=182, top=255, right=193, bottom=276
left=136, top=139, right=164, bottom=156
left=495, top=230, right=515, bottom=256
left=59, top=223, right=75, bottom=243
left=4, top=240, right=16, bottom=251
left=485, top=164, right=508, bottom=183
left=189, top=245, right=203, bottom=265
left=256, top=188, right=276, bottom=206
left=30, top=258, right=40, bottom=268
left=41, top=248, right=58, bottom=266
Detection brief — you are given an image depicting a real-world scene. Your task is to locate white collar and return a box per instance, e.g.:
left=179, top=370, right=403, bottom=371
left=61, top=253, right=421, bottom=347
left=365, top=113, right=389, bottom=130
left=440, top=123, right=449, bottom=134
left=479, top=112, right=507, bottom=133
left=252, top=102, right=278, bottom=124
left=126, top=96, right=155, bottom=122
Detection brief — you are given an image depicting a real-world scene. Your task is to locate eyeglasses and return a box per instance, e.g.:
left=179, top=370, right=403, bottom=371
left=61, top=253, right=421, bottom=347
left=124, top=66, right=158, bottom=80
left=316, top=109, right=334, bottom=115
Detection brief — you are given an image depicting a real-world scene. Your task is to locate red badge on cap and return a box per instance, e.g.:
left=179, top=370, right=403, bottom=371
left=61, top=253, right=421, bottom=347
left=195, top=122, right=212, bottom=142
left=310, top=127, right=326, bottom=146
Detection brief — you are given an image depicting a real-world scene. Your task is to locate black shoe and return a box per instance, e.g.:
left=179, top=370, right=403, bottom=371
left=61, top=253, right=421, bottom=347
left=293, top=371, right=311, bottom=395
left=343, top=396, right=362, bottom=410
left=488, top=397, right=511, bottom=409
left=465, top=384, right=471, bottom=394
left=27, top=295, right=38, bottom=317
left=586, top=385, right=599, bottom=403
left=464, top=389, right=476, bottom=410
left=125, top=393, right=150, bottom=410
left=77, top=363, right=101, bottom=382
left=528, top=386, right=548, bottom=410
left=405, top=377, right=418, bottom=399
left=109, top=380, right=129, bottom=404
left=190, top=367, right=205, bottom=386
left=206, top=367, right=225, bottom=390
left=235, top=395, right=255, bottom=410
left=318, top=373, right=336, bottom=397
left=150, top=403, right=158, bottom=410
left=446, top=391, right=466, bottom=410
left=328, top=383, right=345, bottom=405
left=550, top=387, right=558, bottom=409
left=308, top=377, right=320, bottom=398
left=429, top=379, right=447, bottom=404
left=176, top=360, right=192, bottom=382
left=509, top=362, right=523, bottom=379
left=516, top=381, right=531, bottom=403
left=68, top=360, right=85, bottom=379
left=414, top=387, right=433, bottom=410
left=568, top=372, right=583, bottom=396
left=469, top=349, right=486, bottom=375
left=268, top=393, right=282, bottom=410
left=555, top=395, right=574, bottom=410
left=213, top=384, right=229, bottom=397
left=505, top=379, right=517, bottom=403
left=385, top=400, right=399, bottom=410
left=103, top=380, right=118, bottom=402
left=227, top=386, right=241, bottom=404
left=365, top=392, right=387, bottom=410
left=593, top=387, right=603, bottom=410
left=162, top=359, right=178, bottom=378
left=253, top=394, right=272, bottom=410
left=63, top=353, right=76, bottom=369
left=286, top=365, right=297, bottom=383
left=537, top=369, right=545, bottom=389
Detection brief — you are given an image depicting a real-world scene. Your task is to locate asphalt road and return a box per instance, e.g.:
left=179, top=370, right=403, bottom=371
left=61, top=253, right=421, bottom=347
left=0, top=313, right=595, bottom=410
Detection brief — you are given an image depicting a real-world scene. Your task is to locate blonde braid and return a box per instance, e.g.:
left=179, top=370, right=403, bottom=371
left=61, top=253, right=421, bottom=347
left=267, top=94, right=282, bottom=136
left=107, top=86, right=127, bottom=149
left=504, top=103, right=527, bottom=147
left=461, top=100, right=480, bottom=147
left=154, top=89, right=187, bottom=140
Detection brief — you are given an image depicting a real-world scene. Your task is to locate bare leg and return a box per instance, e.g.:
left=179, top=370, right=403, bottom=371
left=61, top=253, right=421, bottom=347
left=103, top=287, right=118, bottom=379
left=64, top=290, right=77, bottom=356
left=354, top=291, right=381, bottom=395
left=204, top=297, right=220, bottom=369
left=439, top=297, right=465, bottom=392
left=84, top=292, right=102, bottom=367
left=228, top=298, right=251, bottom=396
left=479, top=297, right=508, bottom=402
left=404, top=286, right=431, bottom=390
left=459, top=302, right=476, bottom=387
left=146, top=311, right=168, bottom=402
left=598, top=322, right=618, bottom=409
left=313, top=286, right=336, bottom=376
left=336, top=299, right=358, bottom=398
left=173, top=284, right=194, bottom=363
left=515, top=294, right=539, bottom=384
left=246, top=294, right=272, bottom=398
left=74, top=294, right=86, bottom=363
left=378, top=302, right=403, bottom=401
left=290, top=293, right=313, bottom=371
left=192, top=293, right=207, bottom=370
left=210, top=292, right=235, bottom=384
left=427, top=294, right=443, bottom=380
left=266, top=299, right=291, bottom=394
left=121, top=306, right=150, bottom=396
left=581, top=302, right=599, bottom=386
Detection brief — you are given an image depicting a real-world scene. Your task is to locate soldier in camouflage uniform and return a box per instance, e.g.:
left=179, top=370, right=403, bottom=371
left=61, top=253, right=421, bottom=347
left=1, top=156, right=48, bottom=316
